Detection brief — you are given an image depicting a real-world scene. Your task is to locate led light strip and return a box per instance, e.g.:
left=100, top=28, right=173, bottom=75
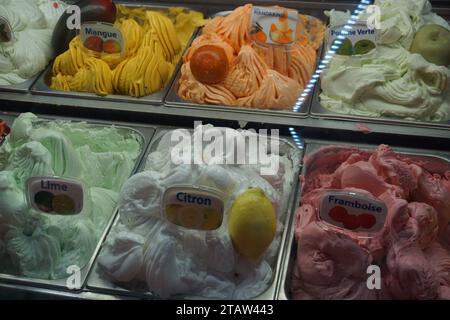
left=289, top=0, right=374, bottom=149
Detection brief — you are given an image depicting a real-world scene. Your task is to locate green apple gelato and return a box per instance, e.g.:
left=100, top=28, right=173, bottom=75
left=0, top=113, right=142, bottom=280
left=320, top=0, right=450, bottom=121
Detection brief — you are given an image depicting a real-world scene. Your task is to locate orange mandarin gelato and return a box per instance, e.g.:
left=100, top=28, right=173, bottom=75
left=177, top=4, right=325, bottom=110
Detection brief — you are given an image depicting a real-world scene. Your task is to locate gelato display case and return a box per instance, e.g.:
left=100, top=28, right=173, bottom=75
left=86, top=126, right=301, bottom=300
left=277, top=140, right=450, bottom=300
left=0, top=0, right=449, bottom=301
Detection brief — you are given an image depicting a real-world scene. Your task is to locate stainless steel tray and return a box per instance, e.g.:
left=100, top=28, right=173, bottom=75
left=87, top=126, right=303, bottom=300
left=0, top=112, right=156, bottom=293
left=164, top=8, right=326, bottom=118
left=0, top=72, right=42, bottom=94
left=310, top=11, right=450, bottom=129
left=310, top=80, right=450, bottom=129
left=276, top=139, right=450, bottom=300
left=31, top=3, right=205, bottom=106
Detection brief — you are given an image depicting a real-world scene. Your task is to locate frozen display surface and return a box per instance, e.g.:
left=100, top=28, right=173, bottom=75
left=0, top=112, right=154, bottom=291
left=312, top=0, right=450, bottom=128
left=0, top=0, right=68, bottom=92
left=87, top=126, right=301, bottom=299
left=278, top=141, right=450, bottom=300
left=166, top=3, right=325, bottom=116
left=32, top=3, right=206, bottom=104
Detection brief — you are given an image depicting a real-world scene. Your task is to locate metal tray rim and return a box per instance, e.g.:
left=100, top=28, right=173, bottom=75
left=276, top=140, right=450, bottom=300
left=30, top=3, right=205, bottom=105
left=0, top=113, right=156, bottom=292
left=87, top=127, right=303, bottom=300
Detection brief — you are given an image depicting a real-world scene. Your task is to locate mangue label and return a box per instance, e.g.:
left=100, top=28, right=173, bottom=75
left=163, top=187, right=224, bottom=231
left=319, top=191, right=387, bottom=234
left=0, top=16, right=13, bottom=43
left=327, top=21, right=379, bottom=55
left=250, top=6, right=298, bottom=46
left=26, top=177, right=84, bottom=215
left=80, top=22, right=124, bottom=55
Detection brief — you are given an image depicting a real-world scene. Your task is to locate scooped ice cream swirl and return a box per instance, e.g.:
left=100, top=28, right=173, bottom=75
left=0, top=0, right=67, bottom=85
left=177, top=4, right=325, bottom=110
left=320, top=0, right=450, bottom=121
left=97, top=125, right=298, bottom=299
left=50, top=5, right=206, bottom=97
left=0, top=113, right=142, bottom=279
left=291, top=145, right=450, bottom=300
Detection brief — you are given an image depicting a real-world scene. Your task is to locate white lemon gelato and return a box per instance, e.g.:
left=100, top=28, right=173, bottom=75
left=97, top=125, right=299, bottom=299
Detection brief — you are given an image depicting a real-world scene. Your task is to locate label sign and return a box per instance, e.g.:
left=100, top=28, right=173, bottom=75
left=0, top=119, right=10, bottom=145
left=80, top=22, right=124, bottom=55
left=26, top=177, right=84, bottom=215
left=0, top=16, right=13, bottom=43
left=163, top=187, right=224, bottom=231
left=319, top=191, right=387, bottom=233
left=250, top=6, right=298, bottom=45
left=327, top=21, right=379, bottom=55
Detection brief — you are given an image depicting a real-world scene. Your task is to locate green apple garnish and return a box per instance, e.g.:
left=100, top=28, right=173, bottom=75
left=410, top=24, right=450, bottom=66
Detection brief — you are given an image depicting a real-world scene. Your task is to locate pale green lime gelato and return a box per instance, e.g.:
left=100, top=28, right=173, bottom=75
left=0, top=113, right=142, bottom=279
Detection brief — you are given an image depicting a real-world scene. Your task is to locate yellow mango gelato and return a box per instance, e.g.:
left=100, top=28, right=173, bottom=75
left=50, top=5, right=206, bottom=97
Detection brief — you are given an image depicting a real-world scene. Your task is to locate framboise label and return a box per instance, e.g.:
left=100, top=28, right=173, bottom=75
left=80, top=22, right=124, bottom=55
left=0, top=16, right=13, bottom=43
left=26, top=177, right=84, bottom=215
left=250, top=6, right=298, bottom=46
left=163, top=186, right=224, bottom=231
left=319, top=191, right=387, bottom=233
left=327, top=22, right=379, bottom=56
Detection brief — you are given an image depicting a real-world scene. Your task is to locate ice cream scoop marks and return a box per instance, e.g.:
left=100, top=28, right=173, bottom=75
left=169, top=122, right=280, bottom=176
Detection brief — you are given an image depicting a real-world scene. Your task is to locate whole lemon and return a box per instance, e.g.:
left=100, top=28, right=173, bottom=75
left=228, top=188, right=277, bottom=261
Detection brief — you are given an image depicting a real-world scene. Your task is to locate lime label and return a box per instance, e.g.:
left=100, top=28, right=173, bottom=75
left=0, top=16, right=13, bottom=43
left=319, top=191, right=387, bottom=234
left=80, top=22, right=124, bottom=55
left=26, top=177, right=84, bottom=215
left=250, top=6, right=298, bottom=46
left=163, top=187, right=224, bottom=231
left=327, top=21, right=379, bottom=55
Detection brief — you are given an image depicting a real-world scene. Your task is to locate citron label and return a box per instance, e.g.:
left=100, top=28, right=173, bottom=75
left=163, top=187, right=224, bottom=231
left=80, top=22, right=124, bottom=55
left=0, top=16, right=13, bottom=43
left=250, top=6, right=298, bottom=46
left=319, top=191, right=387, bottom=234
left=26, top=177, right=84, bottom=215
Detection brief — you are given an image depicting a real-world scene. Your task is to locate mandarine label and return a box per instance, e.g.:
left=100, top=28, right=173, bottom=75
left=250, top=6, right=298, bottom=46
